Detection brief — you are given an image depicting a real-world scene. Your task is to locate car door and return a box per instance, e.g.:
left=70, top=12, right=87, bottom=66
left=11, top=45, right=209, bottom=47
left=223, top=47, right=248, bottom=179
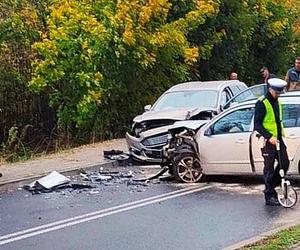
left=199, top=106, right=255, bottom=174
left=283, top=103, right=300, bottom=160
left=251, top=103, right=300, bottom=174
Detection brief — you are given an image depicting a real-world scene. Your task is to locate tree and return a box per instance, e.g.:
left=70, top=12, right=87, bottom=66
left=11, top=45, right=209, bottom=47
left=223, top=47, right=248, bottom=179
left=193, top=0, right=294, bottom=83
left=283, top=0, right=300, bottom=62
left=30, top=0, right=220, bottom=140
left=0, top=0, right=53, bottom=159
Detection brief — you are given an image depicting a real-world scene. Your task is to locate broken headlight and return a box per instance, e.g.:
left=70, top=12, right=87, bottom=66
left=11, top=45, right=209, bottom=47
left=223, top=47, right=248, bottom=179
left=134, top=127, right=142, bottom=136
left=132, top=122, right=147, bottom=136
left=175, top=136, right=183, bottom=146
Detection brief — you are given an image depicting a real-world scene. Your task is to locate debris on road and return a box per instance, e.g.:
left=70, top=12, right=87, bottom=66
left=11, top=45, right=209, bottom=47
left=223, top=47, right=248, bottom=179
left=22, top=166, right=171, bottom=195
left=35, top=171, right=70, bottom=189
left=67, top=183, right=94, bottom=189
left=127, top=180, right=149, bottom=186
left=103, top=149, right=132, bottom=166
left=159, top=174, right=174, bottom=182
left=103, top=149, right=126, bottom=160
left=103, top=149, right=124, bottom=157
left=89, top=190, right=100, bottom=194
left=80, top=172, right=113, bottom=181
left=23, top=171, right=70, bottom=193
left=132, top=166, right=169, bottom=182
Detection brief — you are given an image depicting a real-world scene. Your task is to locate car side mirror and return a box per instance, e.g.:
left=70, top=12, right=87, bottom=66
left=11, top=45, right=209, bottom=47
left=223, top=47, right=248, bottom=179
left=204, top=126, right=213, bottom=136
left=144, top=104, right=151, bottom=112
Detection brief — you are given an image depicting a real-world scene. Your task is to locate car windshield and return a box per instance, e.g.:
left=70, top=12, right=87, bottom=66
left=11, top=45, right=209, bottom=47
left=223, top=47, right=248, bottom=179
left=152, top=90, right=218, bottom=111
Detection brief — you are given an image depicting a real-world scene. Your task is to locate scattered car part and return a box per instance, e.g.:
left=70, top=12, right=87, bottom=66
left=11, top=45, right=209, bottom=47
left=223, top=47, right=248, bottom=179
left=103, top=149, right=124, bottom=157
left=103, top=149, right=132, bottom=166
left=132, top=166, right=169, bottom=182
left=24, top=171, right=70, bottom=192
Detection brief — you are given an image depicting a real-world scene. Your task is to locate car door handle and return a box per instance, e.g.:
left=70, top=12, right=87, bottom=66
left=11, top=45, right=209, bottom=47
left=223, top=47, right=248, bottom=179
left=235, top=139, right=245, bottom=144
left=286, top=134, right=299, bottom=139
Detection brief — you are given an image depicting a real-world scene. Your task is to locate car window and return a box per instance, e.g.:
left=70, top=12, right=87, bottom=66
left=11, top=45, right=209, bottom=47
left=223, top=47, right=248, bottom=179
left=251, top=84, right=267, bottom=97
left=230, top=85, right=242, bottom=96
left=152, top=90, right=218, bottom=111
left=282, top=104, right=300, bottom=128
left=223, top=84, right=267, bottom=110
left=220, top=89, right=232, bottom=106
left=237, top=83, right=248, bottom=92
left=212, top=107, right=255, bottom=135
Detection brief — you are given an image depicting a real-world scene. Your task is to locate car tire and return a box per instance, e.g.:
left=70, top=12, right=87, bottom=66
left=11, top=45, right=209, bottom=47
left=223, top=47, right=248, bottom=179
left=172, top=153, right=203, bottom=183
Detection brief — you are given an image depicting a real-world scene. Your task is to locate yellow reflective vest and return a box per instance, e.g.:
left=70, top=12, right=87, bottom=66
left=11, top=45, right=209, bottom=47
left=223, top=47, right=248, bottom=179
left=261, top=98, right=285, bottom=137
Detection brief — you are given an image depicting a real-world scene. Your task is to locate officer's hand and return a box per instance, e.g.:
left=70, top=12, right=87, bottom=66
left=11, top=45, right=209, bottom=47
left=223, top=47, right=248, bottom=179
left=269, top=136, right=277, bottom=145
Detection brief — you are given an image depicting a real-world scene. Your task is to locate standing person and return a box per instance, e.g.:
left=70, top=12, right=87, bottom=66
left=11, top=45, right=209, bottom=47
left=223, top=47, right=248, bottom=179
left=285, top=57, right=300, bottom=91
left=229, top=72, right=238, bottom=80
left=254, top=78, right=289, bottom=206
left=260, top=66, right=276, bottom=83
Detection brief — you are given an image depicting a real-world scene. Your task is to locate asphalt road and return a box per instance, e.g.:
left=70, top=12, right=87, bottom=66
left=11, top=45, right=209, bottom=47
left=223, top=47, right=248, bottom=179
left=1, top=166, right=300, bottom=250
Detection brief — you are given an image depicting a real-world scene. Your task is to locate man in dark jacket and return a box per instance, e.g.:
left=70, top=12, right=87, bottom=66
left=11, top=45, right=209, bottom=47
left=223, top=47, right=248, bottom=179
left=260, top=66, right=276, bottom=83
left=285, top=57, right=300, bottom=91
left=254, top=78, right=289, bottom=206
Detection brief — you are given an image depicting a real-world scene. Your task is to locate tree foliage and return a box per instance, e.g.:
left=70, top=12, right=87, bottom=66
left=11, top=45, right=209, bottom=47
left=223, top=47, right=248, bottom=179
left=283, top=0, right=300, bottom=60
left=29, top=0, right=220, bottom=138
left=0, top=0, right=54, bottom=161
left=194, top=0, right=294, bottom=82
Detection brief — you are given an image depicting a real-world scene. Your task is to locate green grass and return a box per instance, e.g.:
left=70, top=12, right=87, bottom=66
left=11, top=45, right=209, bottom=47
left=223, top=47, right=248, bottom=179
left=240, top=224, right=300, bottom=249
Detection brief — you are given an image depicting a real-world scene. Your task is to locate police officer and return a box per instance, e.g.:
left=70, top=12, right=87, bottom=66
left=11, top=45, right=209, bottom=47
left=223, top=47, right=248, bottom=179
left=254, top=78, right=289, bottom=206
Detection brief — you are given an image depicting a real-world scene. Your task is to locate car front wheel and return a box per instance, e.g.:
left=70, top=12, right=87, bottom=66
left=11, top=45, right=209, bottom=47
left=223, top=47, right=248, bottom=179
left=172, top=153, right=203, bottom=183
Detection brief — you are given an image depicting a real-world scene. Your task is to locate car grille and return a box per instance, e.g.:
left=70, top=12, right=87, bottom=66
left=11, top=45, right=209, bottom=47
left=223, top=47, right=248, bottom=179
left=142, top=134, right=169, bottom=147
left=144, top=149, right=163, bottom=159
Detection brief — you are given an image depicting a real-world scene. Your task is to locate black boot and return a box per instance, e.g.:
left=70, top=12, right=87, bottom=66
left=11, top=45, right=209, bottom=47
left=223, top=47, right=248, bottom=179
left=265, top=196, right=280, bottom=206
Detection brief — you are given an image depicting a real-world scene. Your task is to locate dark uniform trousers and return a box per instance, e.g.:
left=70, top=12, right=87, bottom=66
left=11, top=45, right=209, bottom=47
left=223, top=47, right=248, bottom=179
left=261, top=139, right=289, bottom=200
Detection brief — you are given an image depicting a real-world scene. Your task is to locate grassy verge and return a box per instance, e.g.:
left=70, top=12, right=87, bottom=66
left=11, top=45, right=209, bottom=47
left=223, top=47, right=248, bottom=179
left=240, top=224, right=300, bottom=250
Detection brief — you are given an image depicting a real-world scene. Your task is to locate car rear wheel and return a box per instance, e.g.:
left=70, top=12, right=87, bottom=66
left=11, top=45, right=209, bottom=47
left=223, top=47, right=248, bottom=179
left=172, top=153, right=203, bottom=183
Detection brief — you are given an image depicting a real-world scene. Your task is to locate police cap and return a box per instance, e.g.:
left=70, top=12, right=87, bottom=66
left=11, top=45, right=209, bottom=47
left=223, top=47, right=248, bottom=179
left=267, top=78, right=287, bottom=93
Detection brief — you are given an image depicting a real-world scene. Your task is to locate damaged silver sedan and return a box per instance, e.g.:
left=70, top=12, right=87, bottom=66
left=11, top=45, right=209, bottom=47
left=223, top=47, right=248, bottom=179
left=126, top=80, right=248, bottom=162
left=161, top=91, right=300, bottom=183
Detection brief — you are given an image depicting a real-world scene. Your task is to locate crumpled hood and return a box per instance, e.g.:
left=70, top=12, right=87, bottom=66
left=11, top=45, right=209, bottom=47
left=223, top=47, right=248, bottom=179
left=170, top=120, right=209, bottom=131
left=133, top=107, right=215, bottom=123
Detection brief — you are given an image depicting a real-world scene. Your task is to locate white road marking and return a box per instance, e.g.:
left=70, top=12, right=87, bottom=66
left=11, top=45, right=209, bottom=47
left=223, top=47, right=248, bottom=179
left=0, top=184, right=212, bottom=246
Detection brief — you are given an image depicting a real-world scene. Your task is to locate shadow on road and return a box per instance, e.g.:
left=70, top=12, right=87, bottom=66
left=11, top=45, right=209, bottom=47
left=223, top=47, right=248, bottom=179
left=199, top=174, right=300, bottom=188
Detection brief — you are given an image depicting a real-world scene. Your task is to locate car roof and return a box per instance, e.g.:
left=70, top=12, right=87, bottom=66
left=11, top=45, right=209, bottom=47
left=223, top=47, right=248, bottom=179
left=283, top=91, right=300, bottom=97
left=166, top=80, right=244, bottom=92
left=230, top=91, right=300, bottom=108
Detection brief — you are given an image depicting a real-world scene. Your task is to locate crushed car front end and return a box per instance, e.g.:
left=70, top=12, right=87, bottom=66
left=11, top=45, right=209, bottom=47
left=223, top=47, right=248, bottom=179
left=161, top=120, right=208, bottom=182
left=126, top=109, right=216, bottom=162
left=126, top=119, right=176, bottom=163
